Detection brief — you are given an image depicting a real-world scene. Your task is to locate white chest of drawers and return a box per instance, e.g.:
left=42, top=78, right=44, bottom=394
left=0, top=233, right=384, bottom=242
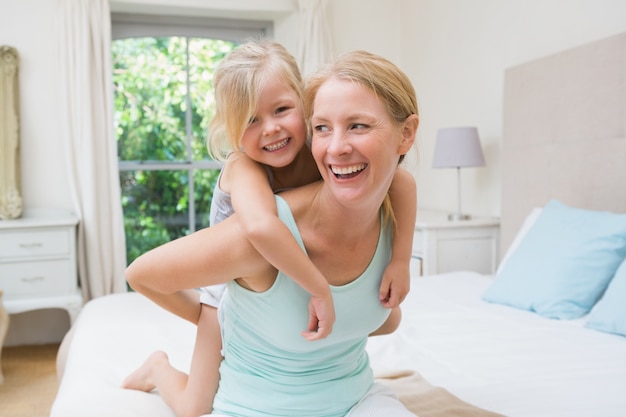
left=411, top=209, right=500, bottom=276
left=0, top=209, right=82, bottom=324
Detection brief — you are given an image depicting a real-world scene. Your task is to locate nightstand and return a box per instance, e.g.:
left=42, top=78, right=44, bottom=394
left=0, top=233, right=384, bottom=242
left=412, top=209, right=500, bottom=276
left=0, top=209, right=82, bottom=325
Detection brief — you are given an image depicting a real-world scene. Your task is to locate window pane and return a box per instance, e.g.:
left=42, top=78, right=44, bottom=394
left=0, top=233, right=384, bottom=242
left=120, top=169, right=191, bottom=264
left=188, top=38, right=237, bottom=161
left=113, top=27, right=244, bottom=267
left=113, top=37, right=189, bottom=162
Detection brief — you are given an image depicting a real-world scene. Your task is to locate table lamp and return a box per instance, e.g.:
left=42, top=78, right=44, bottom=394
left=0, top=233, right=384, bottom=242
left=432, top=126, right=485, bottom=221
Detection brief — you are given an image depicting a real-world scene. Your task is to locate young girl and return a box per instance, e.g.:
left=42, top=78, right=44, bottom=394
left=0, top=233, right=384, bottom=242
left=201, top=39, right=334, bottom=341
left=122, top=40, right=417, bottom=417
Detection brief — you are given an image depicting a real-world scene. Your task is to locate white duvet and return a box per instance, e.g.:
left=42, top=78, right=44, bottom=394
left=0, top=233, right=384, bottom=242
left=51, top=272, right=626, bottom=417
left=368, top=272, right=626, bottom=417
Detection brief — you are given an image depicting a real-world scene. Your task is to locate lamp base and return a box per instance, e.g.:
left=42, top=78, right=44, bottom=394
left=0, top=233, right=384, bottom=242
left=448, top=213, right=471, bottom=221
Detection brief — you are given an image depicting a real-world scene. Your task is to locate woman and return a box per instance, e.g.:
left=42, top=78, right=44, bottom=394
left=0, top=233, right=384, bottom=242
left=126, top=49, right=419, bottom=417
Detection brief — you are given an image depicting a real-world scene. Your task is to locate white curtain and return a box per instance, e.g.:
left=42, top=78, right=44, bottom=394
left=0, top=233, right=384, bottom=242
left=296, top=0, right=334, bottom=77
left=57, top=0, right=127, bottom=300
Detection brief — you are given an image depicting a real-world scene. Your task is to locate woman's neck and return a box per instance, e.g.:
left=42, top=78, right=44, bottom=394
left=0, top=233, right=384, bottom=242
left=293, top=183, right=383, bottom=285
left=299, top=182, right=381, bottom=243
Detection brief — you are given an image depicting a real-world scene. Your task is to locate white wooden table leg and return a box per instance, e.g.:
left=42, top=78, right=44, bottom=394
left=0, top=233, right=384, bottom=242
left=0, top=289, right=10, bottom=384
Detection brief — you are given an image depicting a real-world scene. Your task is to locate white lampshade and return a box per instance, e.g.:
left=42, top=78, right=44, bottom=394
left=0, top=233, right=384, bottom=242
left=432, top=126, right=485, bottom=221
left=432, top=126, right=485, bottom=169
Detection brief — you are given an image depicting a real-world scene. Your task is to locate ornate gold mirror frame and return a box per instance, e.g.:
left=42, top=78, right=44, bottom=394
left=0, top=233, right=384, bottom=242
left=0, top=45, right=23, bottom=219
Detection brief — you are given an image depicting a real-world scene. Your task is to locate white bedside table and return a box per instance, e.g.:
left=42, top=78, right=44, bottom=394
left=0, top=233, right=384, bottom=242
left=412, top=209, right=500, bottom=276
left=0, top=208, right=83, bottom=324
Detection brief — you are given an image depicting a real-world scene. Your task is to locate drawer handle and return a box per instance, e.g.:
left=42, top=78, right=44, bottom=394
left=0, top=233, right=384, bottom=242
left=19, top=242, right=44, bottom=249
left=21, top=276, right=45, bottom=282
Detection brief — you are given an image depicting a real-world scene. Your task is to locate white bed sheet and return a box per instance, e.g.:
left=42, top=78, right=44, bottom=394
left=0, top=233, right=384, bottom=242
left=367, top=272, right=626, bottom=417
left=51, top=272, right=626, bottom=417
left=51, top=293, right=196, bottom=417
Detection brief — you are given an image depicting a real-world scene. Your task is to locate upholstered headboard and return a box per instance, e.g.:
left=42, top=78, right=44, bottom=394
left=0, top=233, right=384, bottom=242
left=500, top=32, right=626, bottom=255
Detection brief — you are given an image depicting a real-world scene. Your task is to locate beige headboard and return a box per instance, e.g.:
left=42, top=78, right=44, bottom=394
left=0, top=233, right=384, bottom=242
left=500, top=32, right=626, bottom=256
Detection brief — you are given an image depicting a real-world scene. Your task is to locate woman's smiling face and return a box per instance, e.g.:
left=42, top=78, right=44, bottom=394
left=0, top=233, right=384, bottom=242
left=310, top=76, right=413, bottom=206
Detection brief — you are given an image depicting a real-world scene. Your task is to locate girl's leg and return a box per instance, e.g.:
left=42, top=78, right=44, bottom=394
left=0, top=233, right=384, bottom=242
left=122, top=304, right=223, bottom=417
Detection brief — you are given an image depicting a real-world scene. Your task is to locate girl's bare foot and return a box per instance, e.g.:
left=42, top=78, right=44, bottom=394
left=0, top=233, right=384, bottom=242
left=121, top=351, right=169, bottom=392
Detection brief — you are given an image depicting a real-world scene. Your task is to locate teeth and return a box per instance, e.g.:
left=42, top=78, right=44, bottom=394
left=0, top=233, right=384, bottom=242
left=331, top=164, right=367, bottom=175
left=264, top=138, right=289, bottom=151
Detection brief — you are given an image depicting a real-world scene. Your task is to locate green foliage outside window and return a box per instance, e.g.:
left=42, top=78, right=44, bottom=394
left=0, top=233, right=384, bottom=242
left=113, top=36, right=236, bottom=264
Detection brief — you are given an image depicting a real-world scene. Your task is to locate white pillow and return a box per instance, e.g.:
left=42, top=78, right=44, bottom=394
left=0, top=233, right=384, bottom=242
left=496, top=207, right=543, bottom=275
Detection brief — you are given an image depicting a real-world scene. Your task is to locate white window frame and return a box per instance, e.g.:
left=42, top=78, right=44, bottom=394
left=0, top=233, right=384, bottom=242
left=112, top=13, right=271, bottom=232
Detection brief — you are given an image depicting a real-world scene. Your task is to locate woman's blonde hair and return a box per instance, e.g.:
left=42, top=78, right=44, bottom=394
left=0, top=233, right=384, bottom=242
left=304, top=50, right=419, bottom=225
left=206, top=39, right=304, bottom=161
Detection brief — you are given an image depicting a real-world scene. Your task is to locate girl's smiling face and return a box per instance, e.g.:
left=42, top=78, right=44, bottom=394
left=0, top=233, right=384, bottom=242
left=310, top=76, right=414, bottom=206
left=239, top=74, right=306, bottom=168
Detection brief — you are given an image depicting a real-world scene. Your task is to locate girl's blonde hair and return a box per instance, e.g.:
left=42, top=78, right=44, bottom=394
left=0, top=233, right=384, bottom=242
left=304, top=50, right=419, bottom=225
left=206, top=39, right=304, bottom=161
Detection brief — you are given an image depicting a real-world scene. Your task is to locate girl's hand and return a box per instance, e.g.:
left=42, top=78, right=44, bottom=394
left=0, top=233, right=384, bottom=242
left=302, top=293, right=336, bottom=341
left=379, top=260, right=410, bottom=308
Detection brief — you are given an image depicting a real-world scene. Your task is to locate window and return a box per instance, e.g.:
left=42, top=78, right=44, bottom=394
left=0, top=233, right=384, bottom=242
left=112, top=14, right=271, bottom=264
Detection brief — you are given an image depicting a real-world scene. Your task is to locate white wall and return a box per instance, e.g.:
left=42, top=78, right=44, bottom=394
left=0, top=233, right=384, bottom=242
left=0, top=0, right=71, bottom=211
left=1, top=0, right=626, bottom=344
left=399, top=0, right=626, bottom=216
left=322, top=0, right=626, bottom=217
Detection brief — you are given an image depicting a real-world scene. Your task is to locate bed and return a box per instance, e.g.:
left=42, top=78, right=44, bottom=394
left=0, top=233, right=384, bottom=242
left=51, top=32, right=626, bottom=417
left=50, top=269, right=626, bottom=417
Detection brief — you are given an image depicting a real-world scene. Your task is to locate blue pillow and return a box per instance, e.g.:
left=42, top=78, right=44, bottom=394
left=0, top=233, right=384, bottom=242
left=586, top=259, right=626, bottom=336
left=483, top=200, right=626, bottom=319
